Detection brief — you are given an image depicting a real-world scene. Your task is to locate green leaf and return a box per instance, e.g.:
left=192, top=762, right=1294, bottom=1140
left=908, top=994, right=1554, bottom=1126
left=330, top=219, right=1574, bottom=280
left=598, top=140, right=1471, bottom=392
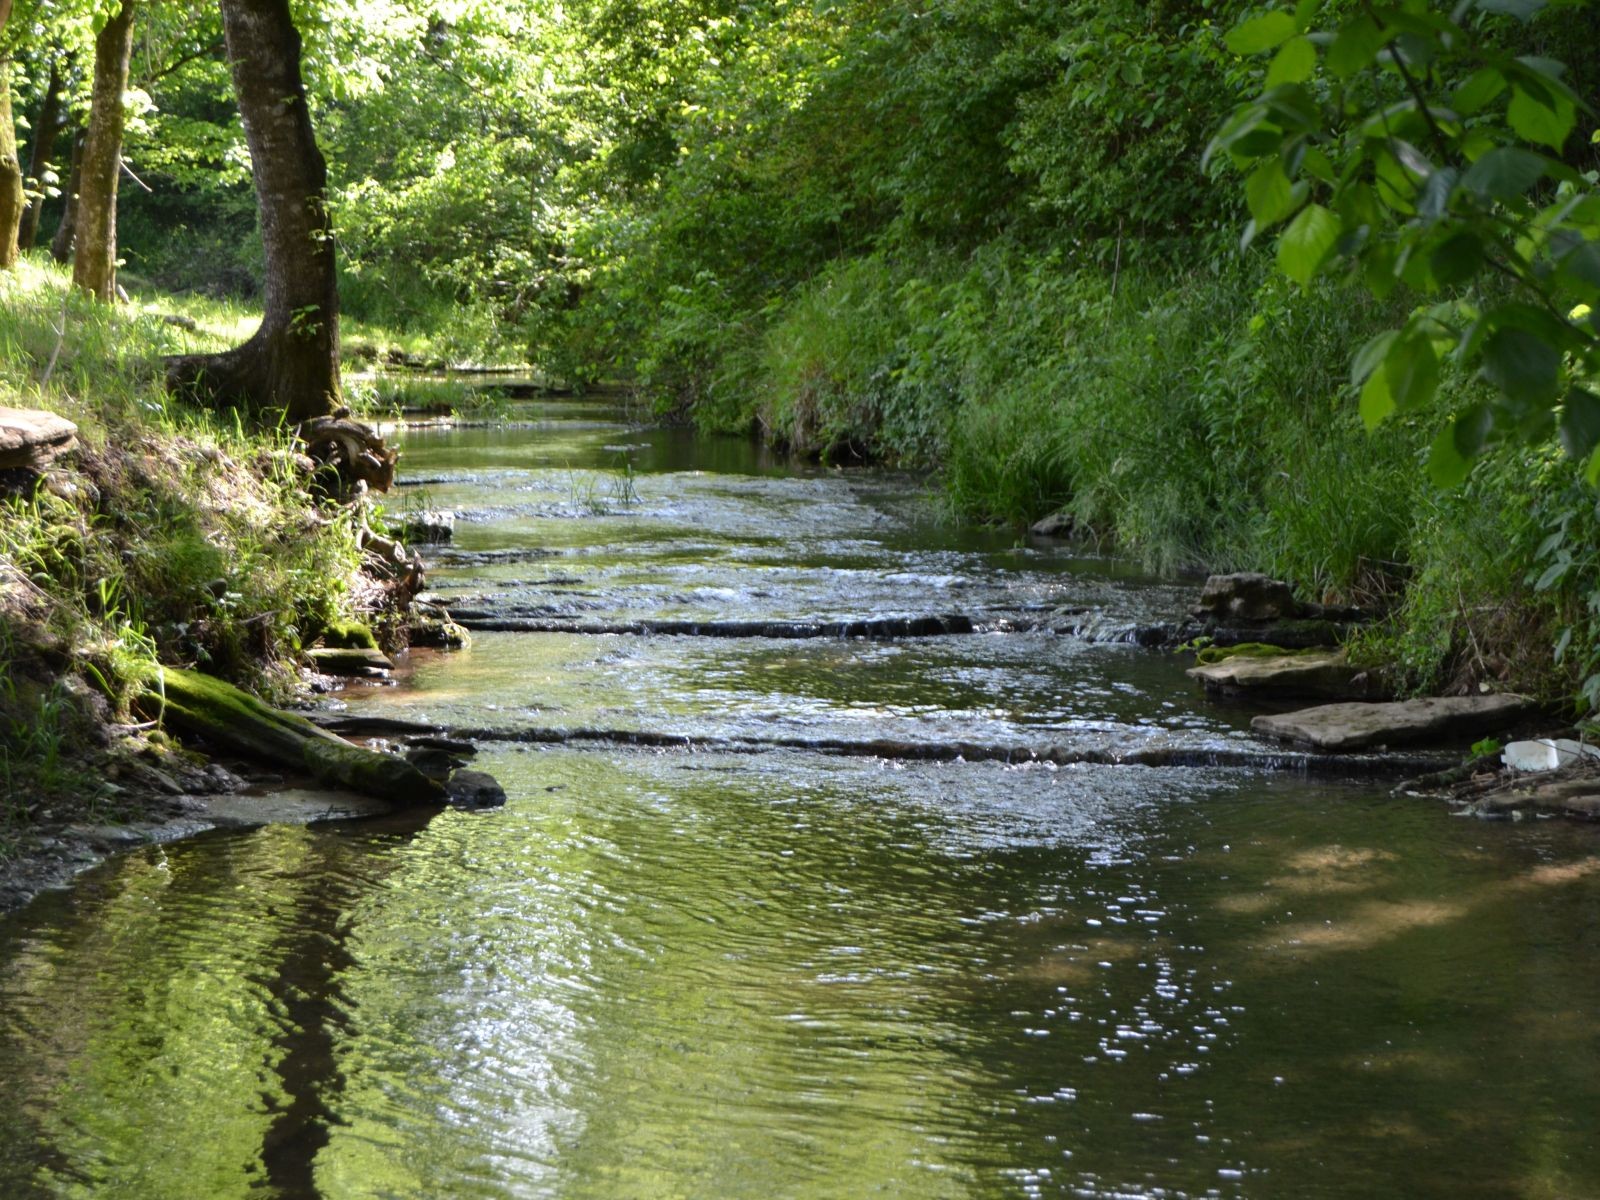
left=1360, top=362, right=1395, bottom=428
left=1277, top=203, right=1340, bottom=285
left=1559, top=388, right=1600, bottom=459
left=1460, top=147, right=1548, bottom=200
left=1431, top=231, right=1484, bottom=286
left=1351, top=329, right=1398, bottom=386
left=1387, top=332, right=1440, bottom=410
left=1452, top=401, right=1495, bottom=459
left=1428, top=422, right=1471, bottom=488
left=1267, top=36, right=1317, bottom=87
left=1451, top=67, right=1507, bottom=117
left=1245, top=159, right=1297, bottom=227
left=1227, top=11, right=1297, bottom=56
left=1587, top=444, right=1600, bottom=487
left=1327, top=15, right=1383, bottom=79
left=1508, top=85, right=1575, bottom=151
left=1557, top=241, right=1600, bottom=293
left=1293, top=0, right=1320, bottom=30
left=1481, top=326, right=1561, bottom=404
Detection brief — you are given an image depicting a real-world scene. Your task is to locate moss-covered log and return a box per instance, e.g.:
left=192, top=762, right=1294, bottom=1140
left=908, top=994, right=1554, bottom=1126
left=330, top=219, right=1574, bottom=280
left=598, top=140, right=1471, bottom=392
left=143, top=666, right=443, bottom=804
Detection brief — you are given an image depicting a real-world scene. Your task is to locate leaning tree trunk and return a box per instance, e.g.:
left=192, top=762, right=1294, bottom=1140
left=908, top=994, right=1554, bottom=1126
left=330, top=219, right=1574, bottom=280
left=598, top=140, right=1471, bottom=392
left=0, top=56, right=23, bottom=269
left=165, top=0, right=340, bottom=424
left=20, top=55, right=67, bottom=251
left=72, top=0, right=137, bottom=300
left=50, top=131, right=83, bottom=264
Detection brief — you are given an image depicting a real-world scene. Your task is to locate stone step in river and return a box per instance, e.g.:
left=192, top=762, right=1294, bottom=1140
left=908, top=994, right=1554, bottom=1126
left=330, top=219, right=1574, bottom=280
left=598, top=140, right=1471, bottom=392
left=2, top=394, right=1598, bottom=1200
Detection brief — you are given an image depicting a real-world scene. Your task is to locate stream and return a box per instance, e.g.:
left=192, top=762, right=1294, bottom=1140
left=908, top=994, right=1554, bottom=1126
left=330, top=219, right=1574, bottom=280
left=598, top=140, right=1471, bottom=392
left=3, top=396, right=1600, bottom=1198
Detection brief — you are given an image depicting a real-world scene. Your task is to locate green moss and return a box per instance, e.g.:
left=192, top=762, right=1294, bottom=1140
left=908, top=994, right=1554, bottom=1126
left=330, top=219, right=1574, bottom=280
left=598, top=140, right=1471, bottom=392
left=319, top=620, right=380, bottom=651
left=1195, top=643, right=1315, bottom=666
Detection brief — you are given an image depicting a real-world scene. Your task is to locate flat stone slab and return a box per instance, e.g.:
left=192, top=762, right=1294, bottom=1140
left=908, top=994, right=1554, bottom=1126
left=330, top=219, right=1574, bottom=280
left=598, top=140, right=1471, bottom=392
left=1252, top=694, right=1534, bottom=752
left=1188, top=649, right=1376, bottom=700
left=0, top=407, right=77, bottom=470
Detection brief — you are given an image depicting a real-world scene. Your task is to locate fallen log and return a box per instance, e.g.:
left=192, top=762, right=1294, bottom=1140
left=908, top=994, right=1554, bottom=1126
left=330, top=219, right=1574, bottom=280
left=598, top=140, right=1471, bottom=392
left=142, top=666, right=444, bottom=804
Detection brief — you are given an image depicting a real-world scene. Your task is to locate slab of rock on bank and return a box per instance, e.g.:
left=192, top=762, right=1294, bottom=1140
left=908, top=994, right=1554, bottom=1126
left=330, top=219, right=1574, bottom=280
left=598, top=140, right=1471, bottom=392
left=1187, top=646, right=1382, bottom=701
left=1252, top=694, right=1535, bottom=752
left=0, top=407, right=77, bottom=479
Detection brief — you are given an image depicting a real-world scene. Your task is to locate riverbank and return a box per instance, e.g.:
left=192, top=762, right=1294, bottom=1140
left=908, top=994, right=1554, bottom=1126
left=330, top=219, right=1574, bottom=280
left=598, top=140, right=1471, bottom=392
left=628, top=248, right=1594, bottom=714
left=0, top=260, right=476, bottom=887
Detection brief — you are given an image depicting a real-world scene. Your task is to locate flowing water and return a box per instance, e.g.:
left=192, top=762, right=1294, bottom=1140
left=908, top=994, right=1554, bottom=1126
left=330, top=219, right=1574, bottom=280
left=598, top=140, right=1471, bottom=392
left=3, top=397, right=1600, bottom=1199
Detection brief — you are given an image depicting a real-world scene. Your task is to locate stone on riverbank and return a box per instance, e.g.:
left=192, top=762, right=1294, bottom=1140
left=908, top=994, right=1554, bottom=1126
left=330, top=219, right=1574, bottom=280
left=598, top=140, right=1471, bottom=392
left=319, top=619, right=380, bottom=651
left=0, top=407, right=77, bottom=474
left=1459, top=773, right=1600, bottom=820
left=1193, top=573, right=1300, bottom=621
left=1252, top=694, right=1534, bottom=752
left=306, top=646, right=395, bottom=676
left=396, top=510, right=454, bottom=544
left=1187, top=648, right=1381, bottom=701
left=1029, top=510, right=1075, bottom=539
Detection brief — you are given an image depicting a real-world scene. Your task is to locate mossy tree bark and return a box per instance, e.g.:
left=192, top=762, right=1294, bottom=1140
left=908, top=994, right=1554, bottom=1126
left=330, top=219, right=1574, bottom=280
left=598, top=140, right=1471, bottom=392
left=72, top=0, right=137, bottom=300
left=0, top=0, right=16, bottom=270
left=165, top=0, right=340, bottom=424
left=147, top=667, right=445, bottom=805
left=0, top=56, right=23, bottom=270
left=20, top=55, right=68, bottom=251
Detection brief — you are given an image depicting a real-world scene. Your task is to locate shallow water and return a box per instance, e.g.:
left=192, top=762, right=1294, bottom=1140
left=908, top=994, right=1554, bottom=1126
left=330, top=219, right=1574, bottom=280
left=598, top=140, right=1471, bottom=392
left=3, top=398, right=1599, bottom=1199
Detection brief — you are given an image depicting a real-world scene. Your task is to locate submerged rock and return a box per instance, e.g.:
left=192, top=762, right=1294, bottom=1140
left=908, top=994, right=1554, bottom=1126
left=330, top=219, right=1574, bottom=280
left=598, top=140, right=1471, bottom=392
left=446, top=768, right=507, bottom=809
left=1252, top=694, right=1535, bottom=752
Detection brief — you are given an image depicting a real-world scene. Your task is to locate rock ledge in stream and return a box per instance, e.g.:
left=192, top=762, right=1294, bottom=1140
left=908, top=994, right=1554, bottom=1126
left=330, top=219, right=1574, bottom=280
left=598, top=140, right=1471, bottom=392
left=1252, top=694, right=1535, bottom=752
left=1188, top=648, right=1382, bottom=701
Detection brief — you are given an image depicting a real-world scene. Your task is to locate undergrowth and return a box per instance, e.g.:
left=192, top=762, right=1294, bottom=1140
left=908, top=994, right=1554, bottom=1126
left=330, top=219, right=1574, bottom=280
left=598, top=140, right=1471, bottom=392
left=0, top=256, right=372, bottom=834
left=650, top=237, right=1592, bottom=707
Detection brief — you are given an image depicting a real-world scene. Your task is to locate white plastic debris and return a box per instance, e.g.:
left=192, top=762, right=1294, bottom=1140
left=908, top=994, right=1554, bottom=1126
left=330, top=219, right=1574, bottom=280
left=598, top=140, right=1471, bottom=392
left=1502, top=738, right=1600, bottom=773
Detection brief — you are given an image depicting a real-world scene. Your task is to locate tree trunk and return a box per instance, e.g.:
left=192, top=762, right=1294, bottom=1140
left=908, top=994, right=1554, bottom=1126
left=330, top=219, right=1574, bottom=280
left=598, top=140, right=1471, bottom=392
left=0, top=57, right=23, bottom=269
left=72, top=0, right=136, bottom=299
left=165, top=0, right=340, bottom=424
left=49, top=131, right=83, bottom=265
left=20, top=56, right=67, bottom=251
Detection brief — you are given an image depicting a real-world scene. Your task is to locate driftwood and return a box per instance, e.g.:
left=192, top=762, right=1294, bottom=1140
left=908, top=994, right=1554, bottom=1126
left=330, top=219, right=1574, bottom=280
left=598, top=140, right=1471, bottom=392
left=142, top=666, right=443, bottom=804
